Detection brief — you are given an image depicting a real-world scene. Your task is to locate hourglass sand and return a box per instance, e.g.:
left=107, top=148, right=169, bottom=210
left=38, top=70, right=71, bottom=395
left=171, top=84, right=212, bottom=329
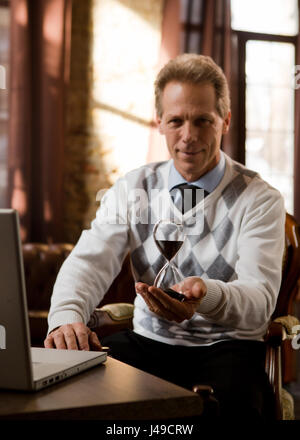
left=153, top=220, right=186, bottom=302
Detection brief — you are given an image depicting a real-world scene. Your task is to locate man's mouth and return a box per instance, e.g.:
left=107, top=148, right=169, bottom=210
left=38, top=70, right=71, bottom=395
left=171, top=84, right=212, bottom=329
left=178, top=149, right=204, bottom=156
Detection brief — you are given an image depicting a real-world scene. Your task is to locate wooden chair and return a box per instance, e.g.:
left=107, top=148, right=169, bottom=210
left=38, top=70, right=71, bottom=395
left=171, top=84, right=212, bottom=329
left=263, top=213, right=300, bottom=419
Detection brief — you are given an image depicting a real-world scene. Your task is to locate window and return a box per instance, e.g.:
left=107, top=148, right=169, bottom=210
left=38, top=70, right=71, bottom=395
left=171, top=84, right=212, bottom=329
left=231, top=0, right=298, bottom=36
left=0, top=0, right=10, bottom=207
left=231, top=0, right=298, bottom=213
left=245, top=40, right=295, bottom=213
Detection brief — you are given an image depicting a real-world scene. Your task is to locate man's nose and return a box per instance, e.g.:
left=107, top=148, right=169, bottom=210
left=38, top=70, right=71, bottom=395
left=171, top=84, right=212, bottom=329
left=182, top=122, right=197, bottom=143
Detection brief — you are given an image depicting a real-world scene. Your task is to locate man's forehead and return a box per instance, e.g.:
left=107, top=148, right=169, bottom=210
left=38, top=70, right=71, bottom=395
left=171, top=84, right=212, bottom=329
left=163, top=80, right=216, bottom=99
left=164, top=107, right=216, bottom=117
left=163, top=80, right=215, bottom=93
left=161, top=81, right=218, bottom=115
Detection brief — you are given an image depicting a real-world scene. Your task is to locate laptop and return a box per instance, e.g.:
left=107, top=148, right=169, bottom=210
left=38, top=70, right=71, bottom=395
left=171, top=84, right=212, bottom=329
left=0, top=209, right=107, bottom=391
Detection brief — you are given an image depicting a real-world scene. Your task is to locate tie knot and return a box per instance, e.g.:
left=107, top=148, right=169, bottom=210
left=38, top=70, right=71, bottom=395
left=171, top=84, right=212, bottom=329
left=177, top=183, right=198, bottom=191
left=171, top=184, right=207, bottom=213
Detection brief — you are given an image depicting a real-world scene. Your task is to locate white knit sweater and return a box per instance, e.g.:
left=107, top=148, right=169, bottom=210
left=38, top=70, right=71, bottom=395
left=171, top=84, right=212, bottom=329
left=48, top=154, right=285, bottom=345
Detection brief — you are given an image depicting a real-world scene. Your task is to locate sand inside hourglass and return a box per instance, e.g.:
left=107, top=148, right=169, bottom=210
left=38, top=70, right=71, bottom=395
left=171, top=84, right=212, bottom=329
left=155, top=240, right=184, bottom=261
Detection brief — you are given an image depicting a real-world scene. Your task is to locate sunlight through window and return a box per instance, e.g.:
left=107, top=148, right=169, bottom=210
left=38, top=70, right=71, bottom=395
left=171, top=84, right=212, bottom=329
left=92, top=0, right=163, bottom=182
left=231, top=0, right=297, bottom=213
left=245, top=41, right=295, bottom=213
left=231, top=0, right=298, bottom=36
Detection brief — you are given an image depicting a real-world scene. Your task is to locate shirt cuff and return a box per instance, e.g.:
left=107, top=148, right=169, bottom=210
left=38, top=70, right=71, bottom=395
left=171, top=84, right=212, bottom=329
left=196, top=279, right=224, bottom=314
left=47, top=310, right=84, bottom=335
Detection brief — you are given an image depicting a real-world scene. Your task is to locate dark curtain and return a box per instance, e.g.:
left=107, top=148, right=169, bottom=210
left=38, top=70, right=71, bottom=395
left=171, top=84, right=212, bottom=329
left=294, top=0, right=300, bottom=223
left=182, top=0, right=239, bottom=160
left=7, top=0, right=72, bottom=242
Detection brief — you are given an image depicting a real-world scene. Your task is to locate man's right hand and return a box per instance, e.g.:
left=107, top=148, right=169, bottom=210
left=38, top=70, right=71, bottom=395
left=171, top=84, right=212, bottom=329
left=44, top=322, right=102, bottom=351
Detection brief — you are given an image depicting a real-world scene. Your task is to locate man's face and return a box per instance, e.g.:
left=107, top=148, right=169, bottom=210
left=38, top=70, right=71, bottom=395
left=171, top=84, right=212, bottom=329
left=157, top=81, right=231, bottom=182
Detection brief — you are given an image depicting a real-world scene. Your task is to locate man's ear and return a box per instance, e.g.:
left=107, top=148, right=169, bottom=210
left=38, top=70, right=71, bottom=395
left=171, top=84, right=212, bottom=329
left=156, top=115, right=164, bottom=134
left=222, top=111, right=231, bottom=134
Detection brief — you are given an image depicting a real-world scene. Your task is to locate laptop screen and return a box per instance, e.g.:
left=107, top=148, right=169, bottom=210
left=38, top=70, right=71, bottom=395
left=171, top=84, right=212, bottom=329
left=0, top=209, right=33, bottom=390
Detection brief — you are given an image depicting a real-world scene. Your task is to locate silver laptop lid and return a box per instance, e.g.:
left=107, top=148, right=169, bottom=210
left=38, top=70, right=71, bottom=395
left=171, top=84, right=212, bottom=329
left=0, top=209, right=34, bottom=390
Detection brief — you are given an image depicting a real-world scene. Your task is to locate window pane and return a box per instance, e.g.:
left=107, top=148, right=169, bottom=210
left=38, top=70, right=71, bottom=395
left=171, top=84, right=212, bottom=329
left=246, top=132, right=294, bottom=175
left=245, top=40, right=295, bottom=213
left=246, top=41, right=295, bottom=87
left=231, top=0, right=298, bottom=36
left=185, top=31, right=201, bottom=53
left=0, top=5, right=10, bottom=208
left=180, top=0, right=203, bottom=25
left=246, top=85, right=294, bottom=132
left=246, top=132, right=294, bottom=213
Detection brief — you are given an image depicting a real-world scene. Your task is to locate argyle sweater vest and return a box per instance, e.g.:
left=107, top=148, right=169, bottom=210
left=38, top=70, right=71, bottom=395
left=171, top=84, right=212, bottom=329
left=48, top=154, right=285, bottom=346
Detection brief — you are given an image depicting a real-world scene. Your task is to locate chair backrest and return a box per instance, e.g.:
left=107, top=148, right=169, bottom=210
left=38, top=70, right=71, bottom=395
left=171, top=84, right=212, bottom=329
left=23, top=243, right=74, bottom=311
left=22, top=213, right=300, bottom=316
left=99, top=254, right=136, bottom=307
left=272, top=213, right=300, bottom=319
left=101, top=212, right=300, bottom=313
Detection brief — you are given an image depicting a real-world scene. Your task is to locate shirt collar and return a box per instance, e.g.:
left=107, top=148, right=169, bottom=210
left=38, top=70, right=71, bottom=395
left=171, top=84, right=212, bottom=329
left=168, top=150, right=226, bottom=194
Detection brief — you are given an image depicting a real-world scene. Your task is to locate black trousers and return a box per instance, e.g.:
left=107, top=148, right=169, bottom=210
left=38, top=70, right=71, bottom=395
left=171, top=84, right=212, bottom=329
left=101, top=330, right=276, bottom=420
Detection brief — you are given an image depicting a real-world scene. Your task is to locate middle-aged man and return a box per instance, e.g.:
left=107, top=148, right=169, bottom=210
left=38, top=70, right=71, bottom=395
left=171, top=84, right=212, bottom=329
left=45, top=54, right=285, bottom=419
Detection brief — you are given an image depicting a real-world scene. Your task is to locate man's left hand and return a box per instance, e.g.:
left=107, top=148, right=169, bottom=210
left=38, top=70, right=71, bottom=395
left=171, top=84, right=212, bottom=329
left=135, top=277, right=207, bottom=323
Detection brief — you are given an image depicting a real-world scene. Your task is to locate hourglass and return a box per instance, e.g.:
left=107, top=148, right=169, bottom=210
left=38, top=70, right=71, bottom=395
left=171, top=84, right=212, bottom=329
left=153, top=220, right=186, bottom=301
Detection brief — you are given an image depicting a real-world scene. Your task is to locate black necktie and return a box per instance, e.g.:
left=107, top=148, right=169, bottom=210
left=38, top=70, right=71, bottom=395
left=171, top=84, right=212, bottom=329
left=172, top=184, right=208, bottom=214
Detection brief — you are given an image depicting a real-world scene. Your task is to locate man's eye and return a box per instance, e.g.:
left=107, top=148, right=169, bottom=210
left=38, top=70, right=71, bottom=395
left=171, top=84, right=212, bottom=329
left=196, top=118, right=212, bottom=125
left=168, top=118, right=182, bottom=125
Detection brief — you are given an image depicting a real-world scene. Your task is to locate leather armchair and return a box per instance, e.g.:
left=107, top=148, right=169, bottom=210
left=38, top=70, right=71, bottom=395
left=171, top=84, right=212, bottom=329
left=22, top=246, right=135, bottom=345
left=262, top=213, right=300, bottom=419
left=22, top=213, right=300, bottom=419
left=23, top=243, right=74, bottom=346
left=88, top=213, right=300, bottom=420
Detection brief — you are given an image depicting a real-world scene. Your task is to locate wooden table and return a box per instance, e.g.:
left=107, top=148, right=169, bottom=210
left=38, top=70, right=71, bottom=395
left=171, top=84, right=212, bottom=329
left=0, top=357, right=203, bottom=420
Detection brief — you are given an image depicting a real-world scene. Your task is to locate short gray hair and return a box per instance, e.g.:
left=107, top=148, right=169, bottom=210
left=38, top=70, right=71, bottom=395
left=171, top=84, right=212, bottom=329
left=154, top=53, right=231, bottom=118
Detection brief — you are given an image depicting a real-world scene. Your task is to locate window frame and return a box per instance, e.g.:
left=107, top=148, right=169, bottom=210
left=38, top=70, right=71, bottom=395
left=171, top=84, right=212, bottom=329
left=235, top=30, right=297, bottom=165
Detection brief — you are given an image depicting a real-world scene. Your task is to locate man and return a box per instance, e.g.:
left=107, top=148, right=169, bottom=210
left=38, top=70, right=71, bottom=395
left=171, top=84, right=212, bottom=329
left=45, top=54, right=285, bottom=419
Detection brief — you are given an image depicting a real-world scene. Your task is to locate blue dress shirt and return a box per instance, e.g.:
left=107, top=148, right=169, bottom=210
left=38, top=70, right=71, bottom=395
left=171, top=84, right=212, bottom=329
left=168, top=151, right=226, bottom=204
